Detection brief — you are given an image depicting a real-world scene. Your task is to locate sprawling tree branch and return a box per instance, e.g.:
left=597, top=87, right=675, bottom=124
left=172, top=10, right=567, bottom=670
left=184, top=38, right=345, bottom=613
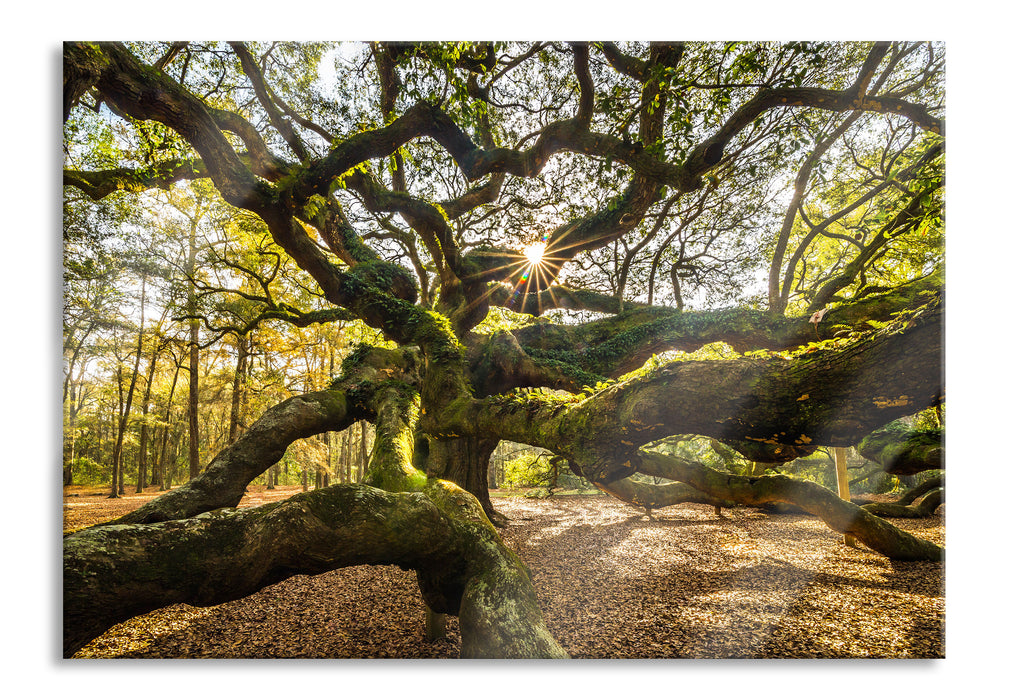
left=461, top=294, right=942, bottom=481
left=508, top=269, right=942, bottom=379
left=594, top=476, right=735, bottom=511
left=63, top=162, right=207, bottom=199
left=107, top=346, right=418, bottom=525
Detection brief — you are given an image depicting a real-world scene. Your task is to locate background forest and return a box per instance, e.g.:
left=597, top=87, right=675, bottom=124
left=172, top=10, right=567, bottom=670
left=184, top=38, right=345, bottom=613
left=62, top=38, right=944, bottom=502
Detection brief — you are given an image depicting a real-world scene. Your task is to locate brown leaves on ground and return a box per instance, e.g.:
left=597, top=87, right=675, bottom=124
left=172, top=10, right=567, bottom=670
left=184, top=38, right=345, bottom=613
left=65, top=486, right=943, bottom=659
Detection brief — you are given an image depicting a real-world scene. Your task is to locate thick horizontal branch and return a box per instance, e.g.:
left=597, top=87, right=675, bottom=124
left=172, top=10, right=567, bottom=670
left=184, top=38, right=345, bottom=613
left=594, top=477, right=735, bottom=511
left=862, top=488, right=944, bottom=518
left=64, top=161, right=206, bottom=199
left=68, top=481, right=570, bottom=659
left=510, top=269, right=943, bottom=378
left=64, top=485, right=461, bottom=657
left=461, top=294, right=942, bottom=481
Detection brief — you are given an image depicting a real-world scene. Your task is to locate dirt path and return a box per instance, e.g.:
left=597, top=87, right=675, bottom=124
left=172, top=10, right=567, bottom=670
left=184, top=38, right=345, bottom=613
left=65, top=486, right=943, bottom=658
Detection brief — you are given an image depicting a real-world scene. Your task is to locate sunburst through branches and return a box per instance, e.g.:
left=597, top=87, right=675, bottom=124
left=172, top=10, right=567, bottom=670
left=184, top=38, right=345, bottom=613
left=505, top=232, right=567, bottom=314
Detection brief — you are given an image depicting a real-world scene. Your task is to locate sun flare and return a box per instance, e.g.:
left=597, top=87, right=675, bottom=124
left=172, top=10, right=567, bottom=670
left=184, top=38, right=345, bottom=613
left=524, top=242, right=546, bottom=266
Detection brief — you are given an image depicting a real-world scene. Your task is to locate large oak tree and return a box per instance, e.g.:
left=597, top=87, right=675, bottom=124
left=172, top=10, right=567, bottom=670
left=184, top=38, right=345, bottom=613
left=63, top=40, right=944, bottom=657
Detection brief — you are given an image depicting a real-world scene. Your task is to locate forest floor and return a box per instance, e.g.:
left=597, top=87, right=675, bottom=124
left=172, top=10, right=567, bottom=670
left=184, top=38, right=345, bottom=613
left=64, top=484, right=944, bottom=659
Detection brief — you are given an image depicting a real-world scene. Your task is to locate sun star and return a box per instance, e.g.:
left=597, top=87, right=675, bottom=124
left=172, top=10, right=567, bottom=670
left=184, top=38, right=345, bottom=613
left=524, top=242, right=546, bottom=266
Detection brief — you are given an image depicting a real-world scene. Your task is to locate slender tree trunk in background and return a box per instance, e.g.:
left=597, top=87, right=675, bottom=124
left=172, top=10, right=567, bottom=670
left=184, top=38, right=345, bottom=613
left=63, top=324, right=95, bottom=487
left=187, top=330, right=199, bottom=480
left=166, top=424, right=183, bottom=490
left=64, top=381, right=82, bottom=487
left=266, top=463, right=275, bottom=490
left=356, top=422, right=369, bottom=483
left=110, top=274, right=146, bottom=497
left=302, top=466, right=309, bottom=492
left=150, top=426, right=162, bottom=486
left=833, top=447, right=857, bottom=547
left=110, top=364, right=125, bottom=498
left=228, top=334, right=248, bottom=445
left=136, top=345, right=160, bottom=493
left=341, top=430, right=351, bottom=483
left=186, top=217, right=200, bottom=481
left=96, top=410, right=105, bottom=472
left=157, top=362, right=181, bottom=491
left=327, top=431, right=335, bottom=483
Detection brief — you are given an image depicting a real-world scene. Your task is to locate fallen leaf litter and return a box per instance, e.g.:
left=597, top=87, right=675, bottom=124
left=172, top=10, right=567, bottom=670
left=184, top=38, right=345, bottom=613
left=66, top=487, right=943, bottom=659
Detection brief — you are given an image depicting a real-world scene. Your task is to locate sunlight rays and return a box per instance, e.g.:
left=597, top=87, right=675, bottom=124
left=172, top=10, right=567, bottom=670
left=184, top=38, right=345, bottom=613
left=508, top=240, right=566, bottom=314
left=524, top=241, right=546, bottom=266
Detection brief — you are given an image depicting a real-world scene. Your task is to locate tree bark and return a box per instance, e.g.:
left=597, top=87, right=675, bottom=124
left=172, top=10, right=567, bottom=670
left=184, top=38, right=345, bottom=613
left=594, top=476, right=736, bottom=512
left=468, top=295, right=943, bottom=484
left=894, top=476, right=944, bottom=505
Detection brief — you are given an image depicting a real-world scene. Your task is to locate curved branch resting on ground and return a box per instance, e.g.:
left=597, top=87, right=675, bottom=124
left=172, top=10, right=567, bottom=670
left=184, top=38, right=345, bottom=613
left=64, top=483, right=568, bottom=659
left=634, top=451, right=942, bottom=561
left=861, top=488, right=944, bottom=519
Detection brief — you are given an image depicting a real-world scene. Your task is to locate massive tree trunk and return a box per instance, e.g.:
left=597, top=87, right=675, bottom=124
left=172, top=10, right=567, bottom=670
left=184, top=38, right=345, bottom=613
left=421, top=435, right=501, bottom=523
